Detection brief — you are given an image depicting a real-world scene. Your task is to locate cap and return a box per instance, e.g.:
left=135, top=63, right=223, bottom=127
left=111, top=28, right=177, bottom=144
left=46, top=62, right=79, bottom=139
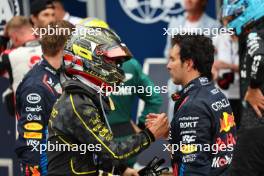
left=30, top=0, right=54, bottom=16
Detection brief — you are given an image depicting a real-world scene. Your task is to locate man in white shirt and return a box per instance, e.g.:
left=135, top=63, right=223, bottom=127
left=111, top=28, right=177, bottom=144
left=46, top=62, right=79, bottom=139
left=213, top=33, right=241, bottom=127
left=164, top=0, right=220, bottom=57
left=0, top=16, right=42, bottom=116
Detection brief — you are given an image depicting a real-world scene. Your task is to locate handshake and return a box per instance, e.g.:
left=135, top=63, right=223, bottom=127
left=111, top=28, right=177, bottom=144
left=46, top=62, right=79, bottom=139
left=145, top=113, right=170, bottom=139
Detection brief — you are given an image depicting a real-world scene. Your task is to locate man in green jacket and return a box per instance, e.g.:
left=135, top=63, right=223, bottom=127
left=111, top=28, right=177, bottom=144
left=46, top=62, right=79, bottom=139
left=108, top=58, right=163, bottom=167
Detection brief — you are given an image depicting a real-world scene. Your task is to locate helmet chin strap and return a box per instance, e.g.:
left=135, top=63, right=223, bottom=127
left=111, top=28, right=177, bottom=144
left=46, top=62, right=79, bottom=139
left=75, top=75, right=113, bottom=133
left=99, top=91, right=113, bottom=134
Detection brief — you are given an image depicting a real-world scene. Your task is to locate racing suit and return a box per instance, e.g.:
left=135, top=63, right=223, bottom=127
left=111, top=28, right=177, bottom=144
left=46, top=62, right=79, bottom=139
left=47, top=79, right=155, bottom=175
left=15, top=57, right=62, bottom=176
left=108, top=58, right=162, bottom=166
left=169, top=77, right=236, bottom=176
left=0, top=40, right=42, bottom=115
left=230, top=24, right=264, bottom=175
left=0, top=40, right=42, bottom=91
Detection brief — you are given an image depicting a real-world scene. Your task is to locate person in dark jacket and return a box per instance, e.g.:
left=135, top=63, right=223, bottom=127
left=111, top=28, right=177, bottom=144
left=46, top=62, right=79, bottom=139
left=222, top=0, right=264, bottom=175
left=47, top=26, right=169, bottom=175
left=15, top=20, right=74, bottom=176
left=147, top=34, right=236, bottom=176
left=78, top=17, right=163, bottom=168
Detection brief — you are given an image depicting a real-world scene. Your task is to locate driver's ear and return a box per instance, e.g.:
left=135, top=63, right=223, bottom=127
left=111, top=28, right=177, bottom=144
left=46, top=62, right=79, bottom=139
left=185, top=59, right=194, bottom=72
left=10, top=32, right=19, bottom=47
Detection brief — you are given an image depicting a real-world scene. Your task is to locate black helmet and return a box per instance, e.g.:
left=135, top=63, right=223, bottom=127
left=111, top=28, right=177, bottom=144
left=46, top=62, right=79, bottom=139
left=63, top=26, right=132, bottom=88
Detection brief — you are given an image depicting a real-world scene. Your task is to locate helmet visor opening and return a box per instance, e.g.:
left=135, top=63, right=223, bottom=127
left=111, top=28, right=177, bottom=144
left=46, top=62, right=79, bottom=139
left=96, top=44, right=132, bottom=60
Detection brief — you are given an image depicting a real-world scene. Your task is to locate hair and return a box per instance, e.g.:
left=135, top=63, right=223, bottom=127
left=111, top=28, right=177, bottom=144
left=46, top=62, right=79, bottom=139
left=171, top=34, right=214, bottom=80
left=201, top=0, right=208, bottom=11
left=6, top=16, right=32, bottom=35
left=52, top=0, right=64, bottom=6
left=40, top=20, right=74, bottom=56
left=31, top=0, right=55, bottom=16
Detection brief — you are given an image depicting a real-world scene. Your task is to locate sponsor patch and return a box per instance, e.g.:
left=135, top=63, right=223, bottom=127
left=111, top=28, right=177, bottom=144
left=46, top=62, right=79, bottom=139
left=26, top=93, right=41, bottom=104
left=27, top=139, right=40, bottom=146
left=212, top=155, right=232, bottom=168
left=29, top=165, right=40, bottom=176
left=26, top=106, right=42, bottom=112
left=180, top=144, right=197, bottom=154
left=211, top=98, right=230, bottom=111
left=180, top=121, right=198, bottom=128
left=24, top=122, right=43, bottom=131
left=220, top=112, right=235, bottom=132
left=51, top=108, right=58, bottom=118
left=24, top=132, right=42, bottom=139
left=182, top=154, right=197, bottom=163
left=182, top=135, right=196, bottom=143
left=27, top=114, right=41, bottom=121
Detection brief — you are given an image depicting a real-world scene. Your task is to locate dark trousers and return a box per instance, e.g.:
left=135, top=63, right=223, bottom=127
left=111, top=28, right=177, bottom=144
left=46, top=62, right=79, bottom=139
left=231, top=102, right=264, bottom=176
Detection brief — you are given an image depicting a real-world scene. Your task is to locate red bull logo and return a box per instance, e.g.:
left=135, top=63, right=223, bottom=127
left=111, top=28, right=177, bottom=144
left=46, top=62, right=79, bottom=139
left=30, top=166, right=40, bottom=176
left=220, top=112, right=235, bottom=132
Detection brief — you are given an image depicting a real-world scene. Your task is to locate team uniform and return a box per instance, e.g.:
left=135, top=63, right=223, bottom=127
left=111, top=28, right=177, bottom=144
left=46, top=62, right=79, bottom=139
left=239, top=29, right=264, bottom=129
left=231, top=27, right=264, bottom=175
left=0, top=40, right=42, bottom=115
left=0, top=40, right=42, bottom=91
left=169, top=77, right=236, bottom=176
left=221, top=0, right=264, bottom=175
left=15, top=58, right=62, bottom=176
left=47, top=79, right=155, bottom=175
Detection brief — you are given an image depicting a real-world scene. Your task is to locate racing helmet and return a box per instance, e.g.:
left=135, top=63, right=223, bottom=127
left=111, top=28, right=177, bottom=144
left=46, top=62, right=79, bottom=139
left=221, top=0, right=264, bottom=35
left=63, top=24, right=132, bottom=88
left=78, top=17, right=110, bottom=29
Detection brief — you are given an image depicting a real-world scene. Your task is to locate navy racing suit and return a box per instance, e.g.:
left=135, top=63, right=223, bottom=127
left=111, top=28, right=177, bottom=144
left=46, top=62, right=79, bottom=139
left=169, top=77, right=236, bottom=176
left=15, top=57, right=62, bottom=176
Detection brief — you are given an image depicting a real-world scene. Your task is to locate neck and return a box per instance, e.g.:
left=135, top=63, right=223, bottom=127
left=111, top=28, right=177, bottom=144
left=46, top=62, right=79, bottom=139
left=22, top=34, right=36, bottom=44
left=44, top=51, right=63, bottom=70
left=182, top=72, right=200, bottom=87
left=13, top=30, right=37, bottom=47
left=186, top=10, right=203, bottom=22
